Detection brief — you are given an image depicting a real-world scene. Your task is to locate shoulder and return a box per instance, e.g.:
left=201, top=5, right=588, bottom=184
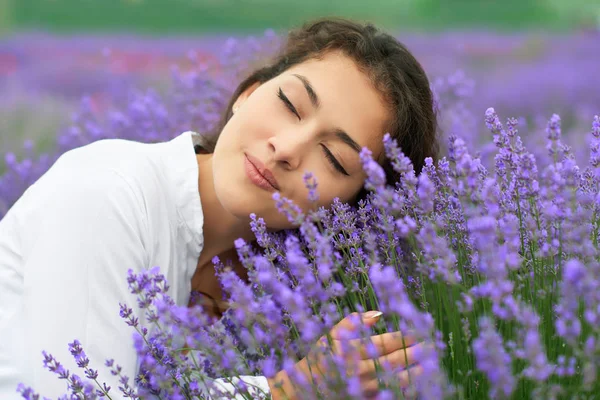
left=56, top=138, right=158, bottom=178
left=35, top=133, right=201, bottom=243
left=52, top=138, right=168, bottom=207
left=31, top=147, right=148, bottom=229
left=31, top=139, right=171, bottom=233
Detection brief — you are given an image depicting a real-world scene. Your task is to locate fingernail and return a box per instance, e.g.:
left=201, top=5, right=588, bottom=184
left=364, top=310, right=383, bottom=319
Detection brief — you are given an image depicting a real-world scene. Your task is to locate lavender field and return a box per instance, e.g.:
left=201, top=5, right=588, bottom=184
left=1, top=31, right=598, bottom=195
left=4, top=28, right=600, bottom=399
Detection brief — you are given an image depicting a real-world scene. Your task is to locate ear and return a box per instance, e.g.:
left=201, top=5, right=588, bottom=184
left=232, top=81, right=262, bottom=112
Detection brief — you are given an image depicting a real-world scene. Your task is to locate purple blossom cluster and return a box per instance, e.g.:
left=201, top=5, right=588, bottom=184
left=5, top=29, right=600, bottom=400
left=18, top=108, right=600, bottom=399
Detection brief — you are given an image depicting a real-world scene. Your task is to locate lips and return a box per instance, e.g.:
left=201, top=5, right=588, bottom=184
left=245, top=153, right=280, bottom=191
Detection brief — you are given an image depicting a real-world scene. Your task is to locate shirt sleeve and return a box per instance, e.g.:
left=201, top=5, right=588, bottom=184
left=208, top=376, right=272, bottom=399
left=18, top=152, right=150, bottom=399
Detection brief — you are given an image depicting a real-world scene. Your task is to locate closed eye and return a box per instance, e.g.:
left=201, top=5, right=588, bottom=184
left=277, top=87, right=349, bottom=176
left=277, top=87, right=301, bottom=121
left=321, top=145, right=349, bottom=176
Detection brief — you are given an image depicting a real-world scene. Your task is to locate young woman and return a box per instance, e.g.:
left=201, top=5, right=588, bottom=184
left=0, top=18, right=439, bottom=399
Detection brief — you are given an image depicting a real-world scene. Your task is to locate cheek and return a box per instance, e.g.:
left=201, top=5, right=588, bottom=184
left=307, top=177, right=362, bottom=209
left=239, top=97, right=283, bottom=134
left=213, top=122, right=237, bottom=155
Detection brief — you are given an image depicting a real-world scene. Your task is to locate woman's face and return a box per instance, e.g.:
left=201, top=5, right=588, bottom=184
left=212, top=51, right=390, bottom=230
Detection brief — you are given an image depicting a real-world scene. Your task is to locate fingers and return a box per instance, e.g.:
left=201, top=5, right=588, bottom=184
left=347, top=330, right=419, bottom=359
left=362, top=364, right=424, bottom=397
left=378, top=343, right=419, bottom=370
left=356, top=342, right=423, bottom=379
left=329, top=311, right=383, bottom=340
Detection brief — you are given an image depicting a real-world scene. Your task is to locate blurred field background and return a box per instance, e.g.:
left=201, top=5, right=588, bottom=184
left=3, top=0, right=600, bottom=34
left=0, top=0, right=599, bottom=211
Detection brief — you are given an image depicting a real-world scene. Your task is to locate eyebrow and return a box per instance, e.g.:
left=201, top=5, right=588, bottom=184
left=292, top=73, right=362, bottom=154
left=292, top=74, right=320, bottom=109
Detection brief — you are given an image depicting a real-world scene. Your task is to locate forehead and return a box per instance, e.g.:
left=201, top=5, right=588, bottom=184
left=282, top=52, right=389, bottom=158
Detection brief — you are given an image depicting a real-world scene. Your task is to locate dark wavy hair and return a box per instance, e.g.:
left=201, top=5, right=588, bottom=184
left=196, top=17, right=440, bottom=204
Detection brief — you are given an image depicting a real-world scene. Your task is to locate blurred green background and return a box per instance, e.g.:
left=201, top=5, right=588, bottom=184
left=1, top=0, right=599, bottom=35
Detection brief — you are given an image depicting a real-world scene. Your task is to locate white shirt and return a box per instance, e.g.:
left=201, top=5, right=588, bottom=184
left=0, top=132, right=270, bottom=399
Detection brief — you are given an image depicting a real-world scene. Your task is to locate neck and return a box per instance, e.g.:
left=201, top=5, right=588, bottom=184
left=195, top=153, right=256, bottom=269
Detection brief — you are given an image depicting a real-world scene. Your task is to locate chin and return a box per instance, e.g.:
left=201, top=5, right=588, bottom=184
left=214, top=183, right=251, bottom=219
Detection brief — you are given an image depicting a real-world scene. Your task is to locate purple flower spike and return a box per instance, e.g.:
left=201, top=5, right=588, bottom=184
left=303, top=171, right=319, bottom=203
left=474, top=317, right=515, bottom=398
left=360, top=147, right=386, bottom=191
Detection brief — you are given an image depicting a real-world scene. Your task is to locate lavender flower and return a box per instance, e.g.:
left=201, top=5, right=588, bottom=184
left=473, top=317, right=515, bottom=398
left=9, top=28, right=600, bottom=400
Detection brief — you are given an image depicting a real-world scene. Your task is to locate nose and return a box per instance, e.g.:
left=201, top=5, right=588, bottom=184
left=267, top=130, right=312, bottom=171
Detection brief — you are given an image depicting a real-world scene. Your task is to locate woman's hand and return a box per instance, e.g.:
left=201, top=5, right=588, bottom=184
left=267, top=311, right=425, bottom=399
